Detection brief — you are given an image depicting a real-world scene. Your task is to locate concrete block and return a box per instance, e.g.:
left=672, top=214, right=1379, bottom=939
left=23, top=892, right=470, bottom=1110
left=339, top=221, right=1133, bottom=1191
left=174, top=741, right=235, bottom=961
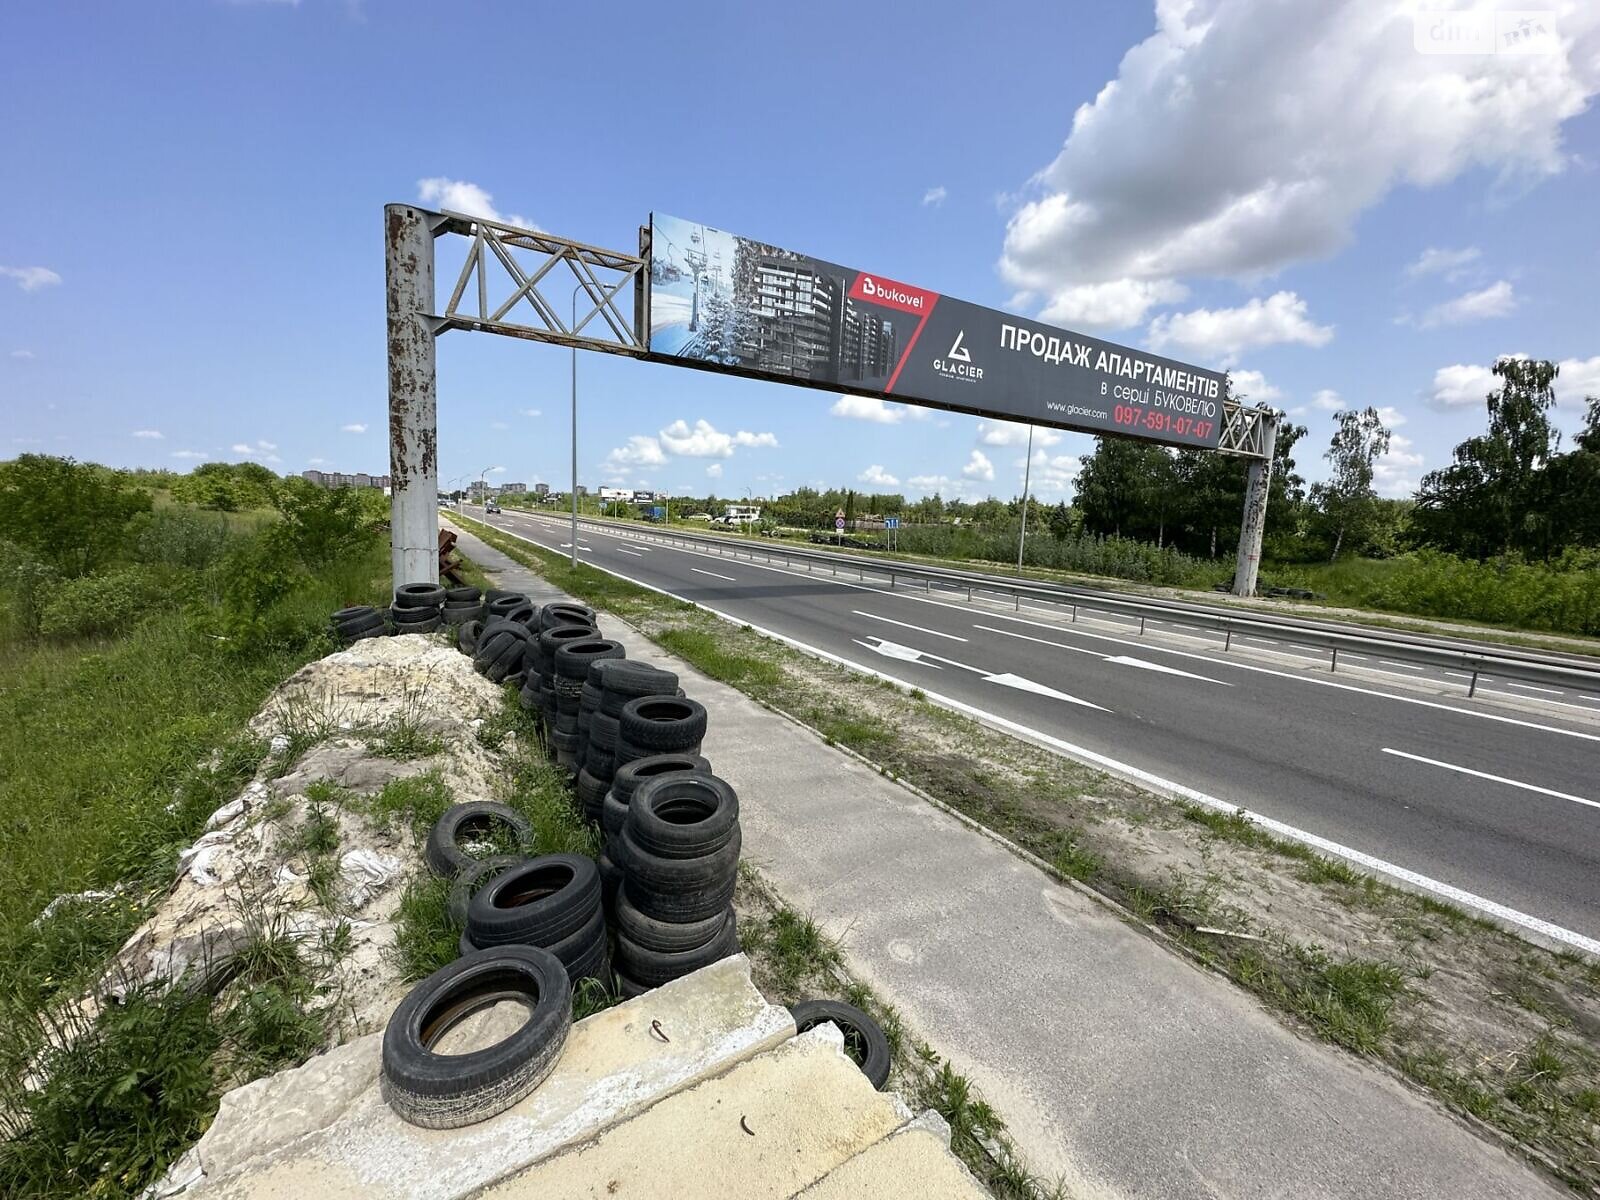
left=791, top=1122, right=990, bottom=1199
left=195, top=955, right=792, bottom=1199
left=480, top=1024, right=909, bottom=1200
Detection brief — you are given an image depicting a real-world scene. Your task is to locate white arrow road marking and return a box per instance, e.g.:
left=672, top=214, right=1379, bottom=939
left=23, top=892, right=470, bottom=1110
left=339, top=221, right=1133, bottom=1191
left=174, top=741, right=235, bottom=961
left=974, top=625, right=1227, bottom=685
left=691, top=567, right=736, bottom=582
left=617, top=548, right=643, bottom=557
left=559, top=543, right=594, bottom=552
left=1381, top=748, right=1598, bottom=811
left=985, top=673, right=1111, bottom=710
left=855, top=637, right=1108, bottom=710
left=1102, top=655, right=1232, bottom=685
left=853, top=638, right=939, bottom=666
left=852, top=610, right=968, bottom=642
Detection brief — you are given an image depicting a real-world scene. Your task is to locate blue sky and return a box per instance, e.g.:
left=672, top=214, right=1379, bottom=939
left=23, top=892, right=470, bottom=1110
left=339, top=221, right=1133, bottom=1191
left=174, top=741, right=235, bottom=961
left=4, top=0, right=1598, bottom=503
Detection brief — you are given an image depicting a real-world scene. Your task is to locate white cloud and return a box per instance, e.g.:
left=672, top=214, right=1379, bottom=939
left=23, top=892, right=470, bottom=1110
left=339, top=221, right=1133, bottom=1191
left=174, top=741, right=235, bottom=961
left=1373, top=433, right=1424, bottom=498
left=486, top=465, right=506, bottom=475
left=1431, top=354, right=1600, bottom=410
left=258, top=439, right=277, bottom=451
left=132, top=429, right=164, bottom=440
left=1228, top=369, right=1282, bottom=404
left=1038, top=278, right=1188, bottom=330
left=231, top=443, right=254, bottom=454
left=521, top=408, right=542, bottom=418
left=171, top=450, right=206, bottom=460
left=1023, top=449, right=1082, bottom=499
left=341, top=423, right=368, bottom=433
left=1558, top=356, right=1600, bottom=406
left=999, top=3, right=1600, bottom=328
left=859, top=464, right=900, bottom=488
left=1417, top=280, right=1516, bottom=328
left=490, top=420, right=510, bottom=431
left=416, top=177, right=534, bottom=229
left=962, top=449, right=995, bottom=481
left=230, top=439, right=281, bottom=463
left=1312, top=389, right=1344, bottom=411
left=705, top=463, right=723, bottom=479
left=606, top=435, right=667, bottom=467
left=1, top=265, right=62, bottom=292
left=1406, top=246, right=1480, bottom=279
left=1147, top=292, right=1333, bottom=364
left=657, top=418, right=778, bottom=457
left=922, top=185, right=947, bottom=207
left=1374, top=405, right=1407, bottom=429
left=10, top=349, right=34, bottom=359
left=831, top=394, right=911, bottom=424
left=976, top=420, right=1061, bottom=448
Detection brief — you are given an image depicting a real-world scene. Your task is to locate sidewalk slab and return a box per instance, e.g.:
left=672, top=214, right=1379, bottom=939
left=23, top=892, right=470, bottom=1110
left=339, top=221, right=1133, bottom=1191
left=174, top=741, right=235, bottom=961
left=794, top=1121, right=990, bottom=1200
left=444, top=520, right=1563, bottom=1200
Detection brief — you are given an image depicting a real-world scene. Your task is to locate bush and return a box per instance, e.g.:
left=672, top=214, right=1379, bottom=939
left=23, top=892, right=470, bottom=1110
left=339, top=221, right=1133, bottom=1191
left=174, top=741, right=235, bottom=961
left=0, top=455, right=151, bottom=577
left=0, top=543, right=53, bottom=639
left=270, top=478, right=387, bottom=566
left=37, top=566, right=173, bottom=640
left=130, top=508, right=234, bottom=571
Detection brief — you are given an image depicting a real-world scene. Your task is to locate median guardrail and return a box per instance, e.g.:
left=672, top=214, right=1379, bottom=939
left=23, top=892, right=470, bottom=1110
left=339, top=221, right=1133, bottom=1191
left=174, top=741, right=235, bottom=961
left=501, top=509, right=1600, bottom=699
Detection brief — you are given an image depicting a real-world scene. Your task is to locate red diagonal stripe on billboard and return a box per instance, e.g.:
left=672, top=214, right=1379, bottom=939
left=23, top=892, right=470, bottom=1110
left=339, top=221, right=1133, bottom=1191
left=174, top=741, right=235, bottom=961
left=884, top=294, right=938, bottom=395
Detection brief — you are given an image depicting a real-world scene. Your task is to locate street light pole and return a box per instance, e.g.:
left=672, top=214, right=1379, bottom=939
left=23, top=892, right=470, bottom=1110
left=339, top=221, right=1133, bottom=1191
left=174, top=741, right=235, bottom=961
left=570, top=284, right=581, bottom=568
left=1016, top=425, right=1034, bottom=574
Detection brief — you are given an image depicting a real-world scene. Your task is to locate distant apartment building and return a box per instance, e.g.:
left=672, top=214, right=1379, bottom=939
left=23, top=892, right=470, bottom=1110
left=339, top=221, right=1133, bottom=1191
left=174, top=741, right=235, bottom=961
left=534, top=482, right=550, bottom=497
left=741, top=255, right=842, bottom=381
left=301, top=469, right=391, bottom=490
left=499, top=482, right=527, bottom=495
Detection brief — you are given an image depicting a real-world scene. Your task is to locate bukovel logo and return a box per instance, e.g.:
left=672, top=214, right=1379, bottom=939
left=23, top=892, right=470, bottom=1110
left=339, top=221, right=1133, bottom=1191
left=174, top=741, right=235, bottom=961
left=933, top=329, right=982, bottom=382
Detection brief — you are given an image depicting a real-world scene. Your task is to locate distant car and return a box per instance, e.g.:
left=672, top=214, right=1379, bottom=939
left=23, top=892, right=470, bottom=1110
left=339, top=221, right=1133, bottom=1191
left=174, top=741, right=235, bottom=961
left=485, top=500, right=501, bottom=514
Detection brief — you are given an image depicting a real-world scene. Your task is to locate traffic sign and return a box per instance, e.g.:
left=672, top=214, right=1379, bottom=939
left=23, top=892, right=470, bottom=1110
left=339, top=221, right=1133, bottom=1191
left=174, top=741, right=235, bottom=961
left=885, top=517, right=900, bottom=530
left=835, top=516, right=846, bottom=530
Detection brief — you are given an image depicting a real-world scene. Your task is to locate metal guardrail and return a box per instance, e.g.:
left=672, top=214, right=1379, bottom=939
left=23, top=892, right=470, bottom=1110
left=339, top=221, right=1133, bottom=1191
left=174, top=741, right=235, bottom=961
left=510, top=510, right=1600, bottom=699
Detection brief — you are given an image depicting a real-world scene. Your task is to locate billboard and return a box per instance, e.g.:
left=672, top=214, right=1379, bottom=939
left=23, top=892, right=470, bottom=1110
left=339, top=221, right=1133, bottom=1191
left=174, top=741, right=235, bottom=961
left=646, top=214, right=1227, bottom=450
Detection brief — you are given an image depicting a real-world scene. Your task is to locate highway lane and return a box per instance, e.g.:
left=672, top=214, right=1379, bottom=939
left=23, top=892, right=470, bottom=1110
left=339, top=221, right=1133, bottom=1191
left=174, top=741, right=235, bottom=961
left=463, top=506, right=1600, bottom=947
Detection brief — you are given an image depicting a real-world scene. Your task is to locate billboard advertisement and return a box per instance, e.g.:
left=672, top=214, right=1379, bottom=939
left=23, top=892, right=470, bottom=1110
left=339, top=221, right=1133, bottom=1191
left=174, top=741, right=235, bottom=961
left=646, top=213, right=1227, bottom=450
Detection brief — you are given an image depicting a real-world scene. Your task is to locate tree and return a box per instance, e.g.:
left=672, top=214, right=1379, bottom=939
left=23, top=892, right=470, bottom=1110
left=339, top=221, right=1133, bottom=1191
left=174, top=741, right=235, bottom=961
left=0, top=455, right=151, bottom=576
left=1311, top=406, right=1391, bottom=561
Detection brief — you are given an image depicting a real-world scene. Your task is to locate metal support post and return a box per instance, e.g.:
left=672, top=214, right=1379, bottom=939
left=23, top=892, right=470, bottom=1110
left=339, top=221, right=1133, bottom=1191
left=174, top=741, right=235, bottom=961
left=1016, top=425, right=1034, bottom=573
left=1231, top=410, right=1279, bottom=597
left=385, top=204, right=440, bottom=588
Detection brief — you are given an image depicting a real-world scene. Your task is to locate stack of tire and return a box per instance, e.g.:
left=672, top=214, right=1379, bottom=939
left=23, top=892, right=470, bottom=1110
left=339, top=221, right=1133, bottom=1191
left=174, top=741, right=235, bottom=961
left=441, top=586, right=485, bottom=627
left=549, top=636, right=625, bottom=774
left=487, top=591, right=537, bottom=628
left=331, top=604, right=388, bottom=646
left=473, top=618, right=535, bottom=685
left=598, top=752, right=709, bottom=914
left=574, top=661, right=680, bottom=826
left=613, top=770, right=741, bottom=998
left=459, top=854, right=610, bottom=988
left=391, top=583, right=446, bottom=634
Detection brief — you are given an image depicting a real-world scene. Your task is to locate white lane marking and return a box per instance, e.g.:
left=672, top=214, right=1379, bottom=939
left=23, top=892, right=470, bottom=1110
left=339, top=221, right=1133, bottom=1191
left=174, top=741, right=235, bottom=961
left=497, top=516, right=1600, bottom=744
left=691, top=568, right=736, bottom=582
left=617, top=548, right=644, bottom=557
left=858, top=637, right=1108, bottom=710
left=559, top=543, right=594, bottom=552
left=853, top=610, right=967, bottom=642
left=1381, top=749, right=1598, bottom=812
left=1445, top=672, right=1472, bottom=680
left=854, top=638, right=938, bottom=666
left=1102, top=656, right=1231, bottom=685
left=1251, top=638, right=1279, bottom=645
left=1380, top=660, right=1425, bottom=671
left=987, top=672, right=1109, bottom=707
left=1586, top=696, right=1600, bottom=703
left=1345, top=654, right=1369, bottom=661
left=1506, top=682, right=1563, bottom=696
left=1473, top=689, right=1600, bottom=714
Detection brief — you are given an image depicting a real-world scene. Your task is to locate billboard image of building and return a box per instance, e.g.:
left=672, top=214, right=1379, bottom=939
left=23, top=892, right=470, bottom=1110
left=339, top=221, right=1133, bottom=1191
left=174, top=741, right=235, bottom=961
left=647, top=213, right=1228, bottom=450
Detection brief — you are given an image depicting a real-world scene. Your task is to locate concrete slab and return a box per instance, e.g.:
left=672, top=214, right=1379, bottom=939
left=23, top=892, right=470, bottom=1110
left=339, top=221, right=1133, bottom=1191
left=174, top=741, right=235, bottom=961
left=793, top=1121, right=990, bottom=1200
left=479, top=1024, right=911, bottom=1200
left=193, top=956, right=793, bottom=1199
left=441, top=521, right=1563, bottom=1199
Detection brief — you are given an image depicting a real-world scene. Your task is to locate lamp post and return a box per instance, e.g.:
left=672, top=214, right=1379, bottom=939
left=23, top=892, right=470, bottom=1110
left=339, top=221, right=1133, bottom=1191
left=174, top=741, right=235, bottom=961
left=1016, top=426, right=1034, bottom=574
left=570, top=283, right=582, bottom=568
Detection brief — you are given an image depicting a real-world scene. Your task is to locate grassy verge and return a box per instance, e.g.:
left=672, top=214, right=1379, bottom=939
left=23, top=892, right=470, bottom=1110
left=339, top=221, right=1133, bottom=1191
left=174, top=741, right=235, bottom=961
left=459, top=514, right=1600, bottom=1194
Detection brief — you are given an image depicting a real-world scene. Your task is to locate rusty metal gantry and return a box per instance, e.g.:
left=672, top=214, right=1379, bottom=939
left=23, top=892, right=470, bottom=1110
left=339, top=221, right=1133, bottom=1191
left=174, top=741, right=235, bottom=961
left=384, top=203, right=1277, bottom=595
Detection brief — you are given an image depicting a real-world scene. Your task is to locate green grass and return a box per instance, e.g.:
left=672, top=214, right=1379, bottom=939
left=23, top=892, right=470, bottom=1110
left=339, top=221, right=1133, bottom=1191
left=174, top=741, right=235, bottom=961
left=655, top=627, right=784, bottom=689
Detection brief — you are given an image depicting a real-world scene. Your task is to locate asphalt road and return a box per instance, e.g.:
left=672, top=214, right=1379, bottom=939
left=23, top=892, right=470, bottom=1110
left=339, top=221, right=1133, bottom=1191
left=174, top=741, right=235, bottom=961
left=463, top=506, right=1600, bottom=948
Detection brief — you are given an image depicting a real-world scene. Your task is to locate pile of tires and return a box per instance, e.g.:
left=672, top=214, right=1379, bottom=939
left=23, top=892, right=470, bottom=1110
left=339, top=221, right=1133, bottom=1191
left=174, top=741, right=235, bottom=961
left=473, top=618, right=535, bottom=685
left=442, top=586, right=485, bottom=626
left=549, top=637, right=624, bottom=773
left=391, top=582, right=446, bottom=634
left=331, top=604, right=388, bottom=646
left=459, top=854, right=609, bottom=987
left=613, top=771, right=741, bottom=997
left=487, top=591, right=537, bottom=628
left=574, top=661, right=680, bottom=823
left=599, top=753, right=709, bottom=912
left=616, top=695, right=706, bottom=767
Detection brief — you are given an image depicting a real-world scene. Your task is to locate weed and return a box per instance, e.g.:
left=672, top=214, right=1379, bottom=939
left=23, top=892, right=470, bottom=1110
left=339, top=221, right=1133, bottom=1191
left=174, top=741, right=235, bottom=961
left=1296, top=855, right=1364, bottom=887
left=1044, top=829, right=1100, bottom=881
left=656, top=627, right=784, bottom=689
left=392, top=875, right=458, bottom=983
left=360, top=772, right=455, bottom=843
left=1286, top=949, right=1405, bottom=1054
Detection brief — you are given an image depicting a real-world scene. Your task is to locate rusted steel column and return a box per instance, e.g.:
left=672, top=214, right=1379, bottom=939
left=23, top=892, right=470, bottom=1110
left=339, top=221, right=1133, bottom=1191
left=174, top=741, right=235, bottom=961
left=1231, top=411, right=1279, bottom=597
left=385, top=205, right=439, bottom=587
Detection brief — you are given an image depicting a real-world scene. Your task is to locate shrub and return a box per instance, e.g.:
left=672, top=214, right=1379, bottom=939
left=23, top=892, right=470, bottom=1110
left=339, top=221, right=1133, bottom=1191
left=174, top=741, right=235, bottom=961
left=270, top=478, right=387, bottom=566
left=0, top=543, right=53, bottom=638
left=0, top=455, right=151, bottom=576
left=38, top=566, right=172, bottom=640
left=130, top=508, right=235, bottom=571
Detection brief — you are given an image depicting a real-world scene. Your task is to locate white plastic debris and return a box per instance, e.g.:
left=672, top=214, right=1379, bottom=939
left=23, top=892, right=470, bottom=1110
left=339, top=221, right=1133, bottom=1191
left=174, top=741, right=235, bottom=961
left=340, top=849, right=401, bottom=907
left=204, top=798, right=246, bottom=831
left=269, top=733, right=290, bottom=755
left=177, top=829, right=235, bottom=886
left=33, top=890, right=116, bottom=927
left=274, top=864, right=305, bottom=886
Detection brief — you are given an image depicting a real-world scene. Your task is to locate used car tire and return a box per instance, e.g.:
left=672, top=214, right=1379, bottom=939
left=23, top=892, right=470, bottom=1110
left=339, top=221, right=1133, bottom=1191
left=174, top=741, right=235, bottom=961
left=627, top=774, right=739, bottom=860
left=442, top=601, right=486, bottom=626
left=614, top=888, right=731, bottom=954
left=333, top=608, right=386, bottom=641
left=610, top=753, right=711, bottom=808
left=789, top=999, right=891, bottom=1090
left=574, top=768, right=609, bottom=822
left=487, top=594, right=532, bottom=621
left=380, top=944, right=571, bottom=1129
left=460, top=901, right=607, bottom=977
left=615, top=972, right=650, bottom=999
left=394, top=582, right=448, bottom=611
left=445, top=586, right=482, bottom=603
left=392, top=607, right=443, bottom=634
left=594, top=660, right=679, bottom=718
left=457, top=619, right=485, bottom=656
left=466, top=854, right=602, bottom=948
left=619, top=697, right=708, bottom=754
left=554, top=638, right=625, bottom=684
left=617, top=825, right=741, bottom=924
left=425, top=802, right=533, bottom=878
left=540, top=602, right=596, bottom=632
left=615, top=911, right=739, bottom=987
left=597, top=849, right=622, bottom=910
left=447, top=855, right=525, bottom=927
